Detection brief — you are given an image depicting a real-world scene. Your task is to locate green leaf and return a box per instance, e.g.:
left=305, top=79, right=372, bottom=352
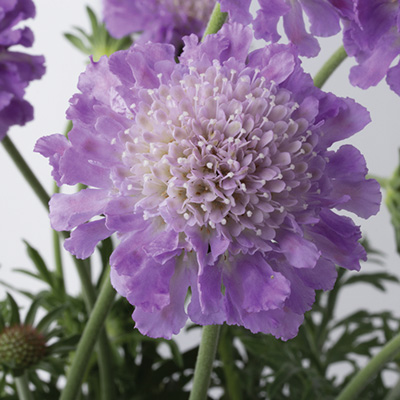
left=86, top=6, right=99, bottom=34
left=36, top=305, right=65, bottom=334
left=24, top=296, right=44, bottom=326
left=64, top=33, right=90, bottom=54
left=24, top=241, right=54, bottom=288
left=6, top=293, right=20, bottom=325
left=46, top=335, right=80, bottom=355
left=342, top=272, right=399, bottom=291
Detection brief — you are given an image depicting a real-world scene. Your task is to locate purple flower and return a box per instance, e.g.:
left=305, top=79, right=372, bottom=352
left=0, top=0, right=45, bottom=140
left=102, top=0, right=216, bottom=50
left=220, top=0, right=342, bottom=57
left=36, top=23, right=381, bottom=340
left=340, top=0, right=400, bottom=95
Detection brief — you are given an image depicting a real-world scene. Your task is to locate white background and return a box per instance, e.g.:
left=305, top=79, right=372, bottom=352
left=0, top=0, right=400, bottom=384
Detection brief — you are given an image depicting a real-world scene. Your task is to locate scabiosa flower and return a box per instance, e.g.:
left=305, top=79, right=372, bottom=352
left=0, top=0, right=45, bottom=140
left=220, top=0, right=343, bottom=57
left=340, top=0, right=400, bottom=95
left=102, top=0, right=216, bottom=51
left=0, top=325, right=46, bottom=373
left=36, top=23, right=381, bottom=340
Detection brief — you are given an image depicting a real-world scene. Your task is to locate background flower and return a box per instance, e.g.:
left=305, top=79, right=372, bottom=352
left=102, top=0, right=216, bottom=51
left=0, top=0, right=45, bottom=140
left=220, top=0, right=343, bottom=57
left=36, top=23, right=380, bottom=340
left=341, top=0, right=400, bottom=95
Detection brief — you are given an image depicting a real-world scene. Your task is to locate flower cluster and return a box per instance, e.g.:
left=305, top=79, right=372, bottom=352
left=0, top=0, right=45, bottom=140
left=36, top=23, right=380, bottom=340
left=103, top=0, right=216, bottom=51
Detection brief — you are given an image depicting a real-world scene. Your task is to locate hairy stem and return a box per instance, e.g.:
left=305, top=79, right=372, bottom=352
left=336, top=332, right=400, bottom=400
left=2, top=136, right=50, bottom=208
left=313, top=46, right=348, bottom=89
left=189, top=324, right=221, bottom=400
left=60, top=272, right=116, bottom=400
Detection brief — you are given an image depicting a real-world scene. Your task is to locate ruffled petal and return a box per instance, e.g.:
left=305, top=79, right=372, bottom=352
left=305, top=209, right=366, bottom=271
left=49, top=189, right=110, bottom=231
left=132, top=262, right=190, bottom=339
left=64, top=219, right=114, bottom=259
left=326, top=145, right=381, bottom=218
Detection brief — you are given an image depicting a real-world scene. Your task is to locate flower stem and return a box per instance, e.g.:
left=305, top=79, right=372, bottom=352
left=218, top=325, right=242, bottom=400
left=336, top=332, right=400, bottom=400
left=189, top=324, right=221, bottom=400
left=2, top=136, right=50, bottom=209
left=202, top=3, right=228, bottom=41
left=313, top=46, right=347, bottom=89
left=60, top=271, right=116, bottom=400
left=15, top=372, right=33, bottom=400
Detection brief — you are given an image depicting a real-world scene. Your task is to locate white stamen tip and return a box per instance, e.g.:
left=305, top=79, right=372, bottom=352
left=143, top=160, right=149, bottom=167
left=246, top=211, right=253, bottom=217
left=241, top=183, right=247, bottom=192
left=124, top=129, right=130, bottom=135
left=206, top=144, right=213, bottom=151
left=206, top=162, right=213, bottom=169
left=201, top=204, right=207, bottom=212
left=183, top=213, right=190, bottom=220
left=127, top=184, right=133, bottom=190
left=223, top=198, right=230, bottom=204
left=221, top=218, right=227, bottom=225
left=111, top=138, right=117, bottom=145
left=256, top=229, right=262, bottom=236
left=227, top=172, right=234, bottom=178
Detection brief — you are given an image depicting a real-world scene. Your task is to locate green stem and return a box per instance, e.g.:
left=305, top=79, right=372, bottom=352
left=201, top=3, right=228, bottom=41
left=2, top=136, right=50, bottom=209
left=15, top=372, right=33, bottom=400
left=313, top=46, right=348, bottom=89
left=189, top=324, right=221, bottom=400
left=336, top=332, right=400, bottom=400
left=218, top=325, right=242, bottom=400
left=60, top=272, right=116, bottom=400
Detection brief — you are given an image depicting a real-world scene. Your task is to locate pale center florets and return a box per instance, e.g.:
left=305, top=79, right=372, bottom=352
left=120, top=60, right=321, bottom=243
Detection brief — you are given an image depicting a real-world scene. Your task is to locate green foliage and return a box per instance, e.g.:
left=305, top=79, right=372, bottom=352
left=64, top=6, right=132, bottom=61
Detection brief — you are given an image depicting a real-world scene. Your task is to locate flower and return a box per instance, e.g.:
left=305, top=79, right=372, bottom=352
left=0, top=325, right=46, bottom=374
left=340, top=0, right=400, bottom=95
left=36, top=23, right=381, bottom=340
left=220, top=0, right=343, bottom=57
left=0, top=0, right=45, bottom=140
left=102, top=0, right=216, bottom=51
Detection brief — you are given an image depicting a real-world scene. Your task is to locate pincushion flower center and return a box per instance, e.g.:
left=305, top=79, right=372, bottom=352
left=121, top=60, right=318, bottom=241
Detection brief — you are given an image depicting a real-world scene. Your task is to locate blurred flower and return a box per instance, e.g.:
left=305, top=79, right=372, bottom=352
left=340, top=0, right=400, bottom=95
left=0, top=0, right=45, bottom=140
left=220, top=0, right=343, bottom=57
left=102, top=0, right=216, bottom=51
left=36, top=23, right=380, bottom=340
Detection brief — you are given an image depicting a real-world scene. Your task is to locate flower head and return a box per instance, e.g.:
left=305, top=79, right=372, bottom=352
left=103, top=0, right=216, bottom=50
left=0, top=0, right=45, bottom=140
left=36, top=23, right=381, bottom=340
left=0, top=325, right=46, bottom=373
left=340, top=0, right=400, bottom=95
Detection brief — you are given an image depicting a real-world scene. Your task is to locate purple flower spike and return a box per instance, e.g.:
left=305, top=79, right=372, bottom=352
left=102, top=0, right=216, bottom=50
left=0, top=0, right=45, bottom=140
left=36, top=23, right=381, bottom=340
